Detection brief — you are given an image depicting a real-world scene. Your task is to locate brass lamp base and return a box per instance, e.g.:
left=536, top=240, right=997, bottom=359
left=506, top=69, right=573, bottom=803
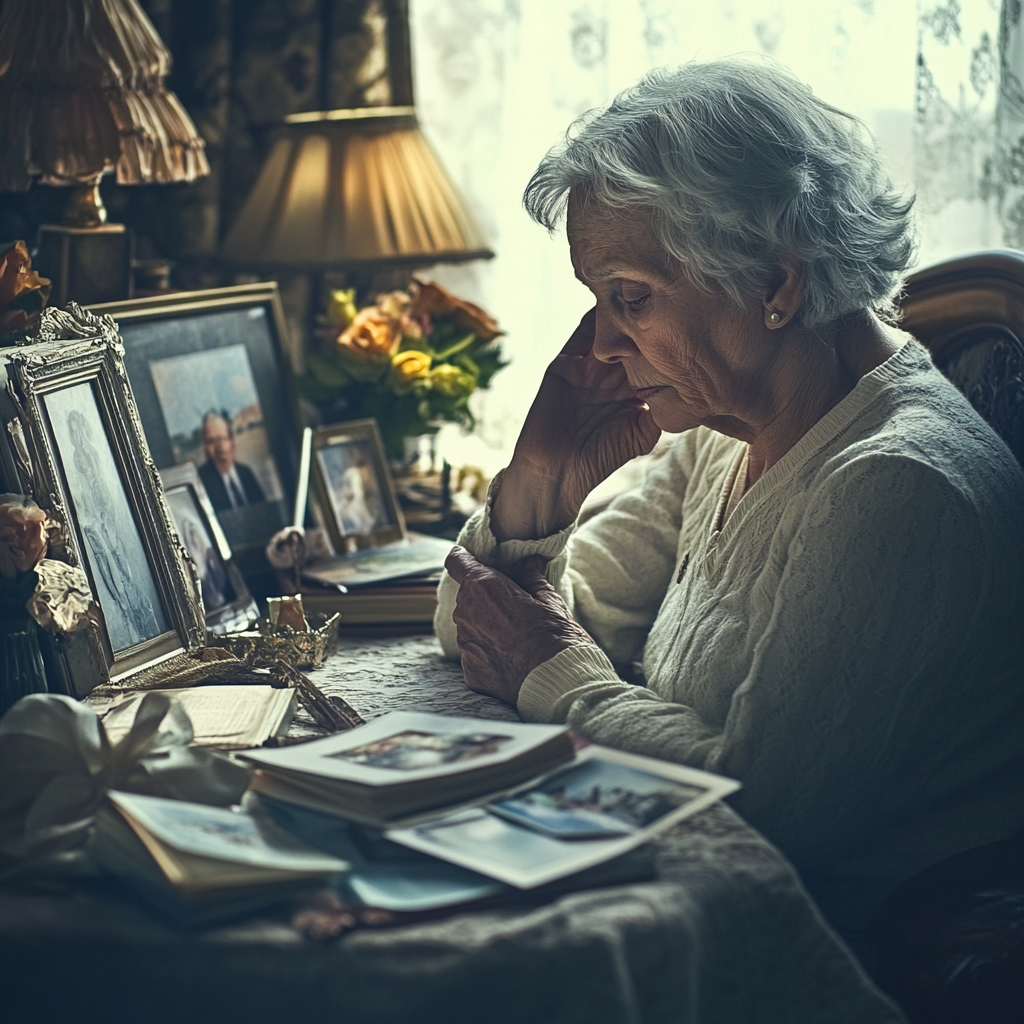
left=62, top=179, right=108, bottom=228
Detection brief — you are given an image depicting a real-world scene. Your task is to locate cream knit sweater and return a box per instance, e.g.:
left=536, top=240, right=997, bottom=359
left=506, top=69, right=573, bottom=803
left=435, top=341, right=1024, bottom=930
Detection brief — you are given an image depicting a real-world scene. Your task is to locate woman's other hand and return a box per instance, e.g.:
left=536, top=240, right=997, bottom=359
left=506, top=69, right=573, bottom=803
left=491, top=309, right=660, bottom=542
left=445, top=547, right=593, bottom=706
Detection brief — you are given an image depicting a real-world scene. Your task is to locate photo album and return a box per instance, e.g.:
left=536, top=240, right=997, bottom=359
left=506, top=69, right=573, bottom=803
left=243, top=711, right=739, bottom=890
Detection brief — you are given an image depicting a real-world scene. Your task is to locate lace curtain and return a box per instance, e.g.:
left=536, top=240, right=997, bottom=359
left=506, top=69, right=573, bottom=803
left=409, top=0, right=1022, bottom=472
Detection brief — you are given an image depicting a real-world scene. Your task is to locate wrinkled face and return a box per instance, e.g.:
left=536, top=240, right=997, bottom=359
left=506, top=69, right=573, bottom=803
left=567, top=196, right=770, bottom=434
left=203, top=417, right=235, bottom=474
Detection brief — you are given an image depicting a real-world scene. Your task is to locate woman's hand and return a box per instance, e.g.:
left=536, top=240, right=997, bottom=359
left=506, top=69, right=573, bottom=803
left=445, top=547, right=593, bottom=706
left=492, top=309, right=660, bottom=542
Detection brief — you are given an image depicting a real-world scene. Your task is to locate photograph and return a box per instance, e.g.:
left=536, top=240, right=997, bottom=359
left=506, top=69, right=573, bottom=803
left=316, top=436, right=390, bottom=536
left=487, top=758, right=706, bottom=840
left=386, top=746, right=742, bottom=888
left=330, top=730, right=513, bottom=772
left=88, top=284, right=299, bottom=553
left=150, top=343, right=283, bottom=514
left=159, top=463, right=260, bottom=634
left=309, top=420, right=406, bottom=552
left=44, top=382, right=169, bottom=652
left=164, top=486, right=236, bottom=613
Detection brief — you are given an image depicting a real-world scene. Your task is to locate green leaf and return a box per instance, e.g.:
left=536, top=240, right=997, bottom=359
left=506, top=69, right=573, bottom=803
left=306, top=351, right=351, bottom=388
left=433, top=332, right=477, bottom=362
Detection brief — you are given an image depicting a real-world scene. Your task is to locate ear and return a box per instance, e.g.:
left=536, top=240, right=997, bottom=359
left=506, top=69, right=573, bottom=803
left=762, top=262, right=804, bottom=329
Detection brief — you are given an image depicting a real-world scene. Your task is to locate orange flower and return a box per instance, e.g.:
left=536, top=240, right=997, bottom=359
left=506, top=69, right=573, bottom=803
left=337, top=307, right=403, bottom=360
left=412, top=280, right=502, bottom=341
left=0, top=240, right=51, bottom=335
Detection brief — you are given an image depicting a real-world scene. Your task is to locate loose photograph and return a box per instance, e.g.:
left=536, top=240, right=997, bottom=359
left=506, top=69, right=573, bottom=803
left=330, top=730, right=513, bottom=772
left=44, top=383, right=170, bottom=652
left=149, top=340, right=283, bottom=515
left=385, top=746, right=741, bottom=888
left=487, top=757, right=706, bottom=839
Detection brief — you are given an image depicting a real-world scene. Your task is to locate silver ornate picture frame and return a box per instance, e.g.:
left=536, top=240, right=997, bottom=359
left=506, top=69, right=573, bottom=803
left=0, top=304, right=205, bottom=694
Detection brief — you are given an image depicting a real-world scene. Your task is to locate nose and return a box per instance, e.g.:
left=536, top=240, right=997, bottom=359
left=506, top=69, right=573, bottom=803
left=591, top=306, right=637, bottom=364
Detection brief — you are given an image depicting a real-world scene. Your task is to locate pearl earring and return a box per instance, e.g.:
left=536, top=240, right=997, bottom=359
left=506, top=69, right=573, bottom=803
left=768, top=311, right=782, bottom=324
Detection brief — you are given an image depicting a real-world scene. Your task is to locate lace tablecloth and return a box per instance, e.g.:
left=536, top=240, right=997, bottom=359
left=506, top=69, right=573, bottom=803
left=1, top=636, right=906, bottom=1024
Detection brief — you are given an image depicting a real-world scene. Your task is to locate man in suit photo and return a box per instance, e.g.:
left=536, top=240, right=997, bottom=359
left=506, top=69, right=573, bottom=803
left=197, top=411, right=266, bottom=513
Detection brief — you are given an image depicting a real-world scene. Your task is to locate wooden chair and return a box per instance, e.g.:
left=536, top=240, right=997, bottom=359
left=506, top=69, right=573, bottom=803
left=868, top=249, right=1024, bottom=1024
left=898, top=248, right=1024, bottom=465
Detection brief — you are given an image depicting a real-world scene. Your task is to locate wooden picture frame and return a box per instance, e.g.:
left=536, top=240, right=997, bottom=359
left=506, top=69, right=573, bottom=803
left=0, top=305, right=205, bottom=694
left=159, top=463, right=259, bottom=636
left=310, top=419, right=406, bottom=553
left=88, top=283, right=299, bottom=554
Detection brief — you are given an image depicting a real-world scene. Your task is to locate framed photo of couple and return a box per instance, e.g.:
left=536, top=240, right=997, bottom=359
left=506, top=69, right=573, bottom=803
left=89, top=283, right=299, bottom=554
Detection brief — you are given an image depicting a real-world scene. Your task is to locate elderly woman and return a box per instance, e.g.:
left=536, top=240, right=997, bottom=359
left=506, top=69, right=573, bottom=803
left=435, top=58, right=1024, bottom=950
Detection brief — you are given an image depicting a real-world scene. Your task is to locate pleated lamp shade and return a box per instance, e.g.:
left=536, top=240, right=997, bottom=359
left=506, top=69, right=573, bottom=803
left=0, top=0, right=209, bottom=191
left=221, top=107, right=492, bottom=269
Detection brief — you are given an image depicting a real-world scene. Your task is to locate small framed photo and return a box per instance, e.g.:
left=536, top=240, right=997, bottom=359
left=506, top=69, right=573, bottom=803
left=0, top=306, right=205, bottom=692
left=310, top=419, right=406, bottom=552
left=88, top=283, right=299, bottom=553
left=159, top=463, right=259, bottom=635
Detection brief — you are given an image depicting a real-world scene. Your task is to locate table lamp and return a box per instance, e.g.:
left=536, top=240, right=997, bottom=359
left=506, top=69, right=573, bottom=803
left=221, top=106, right=492, bottom=275
left=0, top=0, right=209, bottom=304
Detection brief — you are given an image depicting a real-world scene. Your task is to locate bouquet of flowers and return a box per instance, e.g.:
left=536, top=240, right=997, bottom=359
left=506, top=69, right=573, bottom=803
left=299, top=281, right=507, bottom=462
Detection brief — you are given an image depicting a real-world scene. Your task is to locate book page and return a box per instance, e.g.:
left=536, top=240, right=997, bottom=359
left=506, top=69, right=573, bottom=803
left=100, top=685, right=294, bottom=749
left=107, top=791, right=348, bottom=874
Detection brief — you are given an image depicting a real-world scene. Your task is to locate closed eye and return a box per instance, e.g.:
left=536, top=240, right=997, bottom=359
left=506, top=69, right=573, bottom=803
left=624, top=294, right=649, bottom=310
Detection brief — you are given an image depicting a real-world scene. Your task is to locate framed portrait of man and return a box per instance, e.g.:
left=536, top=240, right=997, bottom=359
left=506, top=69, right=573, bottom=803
left=159, top=463, right=259, bottom=635
left=88, top=283, right=299, bottom=554
left=0, top=306, right=205, bottom=693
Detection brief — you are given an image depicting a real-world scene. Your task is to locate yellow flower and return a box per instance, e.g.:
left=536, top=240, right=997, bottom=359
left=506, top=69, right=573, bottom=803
left=390, top=350, right=432, bottom=392
left=337, top=307, right=403, bottom=360
left=429, top=364, right=477, bottom=399
left=326, top=288, right=357, bottom=327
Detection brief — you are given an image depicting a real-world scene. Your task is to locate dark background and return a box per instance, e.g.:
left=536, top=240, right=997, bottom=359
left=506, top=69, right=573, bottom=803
left=0, top=0, right=411, bottom=297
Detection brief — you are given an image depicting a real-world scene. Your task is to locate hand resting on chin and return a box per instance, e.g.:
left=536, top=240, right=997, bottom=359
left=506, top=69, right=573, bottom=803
left=444, top=546, right=594, bottom=707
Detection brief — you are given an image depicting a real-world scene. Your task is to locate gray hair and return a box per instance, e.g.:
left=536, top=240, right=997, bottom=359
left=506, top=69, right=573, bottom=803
left=523, top=57, right=916, bottom=329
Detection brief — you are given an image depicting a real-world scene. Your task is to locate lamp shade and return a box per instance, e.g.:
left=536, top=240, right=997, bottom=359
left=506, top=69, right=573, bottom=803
left=221, top=108, right=492, bottom=269
left=0, top=0, right=209, bottom=191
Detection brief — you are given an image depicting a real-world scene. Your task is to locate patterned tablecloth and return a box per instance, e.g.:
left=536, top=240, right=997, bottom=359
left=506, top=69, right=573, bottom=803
left=0, top=635, right=906, bottom=1024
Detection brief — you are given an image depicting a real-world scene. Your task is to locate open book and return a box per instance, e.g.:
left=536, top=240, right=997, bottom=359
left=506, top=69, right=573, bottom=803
left=89, top=791, right=348, bottom=925
left=97, top=685, right=297, bottom=750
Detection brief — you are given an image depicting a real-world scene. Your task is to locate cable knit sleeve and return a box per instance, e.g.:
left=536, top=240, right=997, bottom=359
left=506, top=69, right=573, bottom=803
left=434, top=436, right=695, bottom=664
left=517, top=454, right=1009, bottom=872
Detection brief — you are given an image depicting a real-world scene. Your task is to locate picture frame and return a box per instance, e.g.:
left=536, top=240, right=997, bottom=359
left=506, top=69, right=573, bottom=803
left=309, top=419, right=406, bottom=553
left=159, top=463, right=259, bottom=635
left=0, top=305, right=205, bottom=694
left=88, top=283, right=299, bottom=554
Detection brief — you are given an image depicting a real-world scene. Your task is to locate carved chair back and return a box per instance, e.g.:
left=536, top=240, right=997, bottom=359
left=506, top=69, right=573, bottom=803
left=899, top=249, right=1024, bottom=466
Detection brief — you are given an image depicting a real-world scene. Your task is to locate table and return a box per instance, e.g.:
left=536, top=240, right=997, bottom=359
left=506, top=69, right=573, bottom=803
left=0, top=635, right=906, bottom=1024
